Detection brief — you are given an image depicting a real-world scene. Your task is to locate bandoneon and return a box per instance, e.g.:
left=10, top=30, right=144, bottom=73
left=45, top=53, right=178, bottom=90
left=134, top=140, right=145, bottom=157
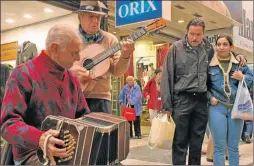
left=37, top=112, right=130, bottom=165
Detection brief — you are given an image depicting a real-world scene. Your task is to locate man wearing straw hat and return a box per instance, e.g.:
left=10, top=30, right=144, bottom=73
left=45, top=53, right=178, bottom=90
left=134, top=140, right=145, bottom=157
left=71, top=1, right=135, bottom=114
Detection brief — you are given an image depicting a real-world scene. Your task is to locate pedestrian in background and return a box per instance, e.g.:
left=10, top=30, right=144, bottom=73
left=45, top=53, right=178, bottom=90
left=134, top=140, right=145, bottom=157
left=119, top=76, right=142, bottom=139
left=241, top=85, right=253, bottom=144
left=143, top=68, right=162, bottom=123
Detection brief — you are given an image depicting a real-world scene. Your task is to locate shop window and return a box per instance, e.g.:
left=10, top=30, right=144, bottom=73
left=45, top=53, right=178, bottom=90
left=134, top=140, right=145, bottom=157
left=111, top=76, right=121, bottom=116
left=156, top=44, right=170, bottom=69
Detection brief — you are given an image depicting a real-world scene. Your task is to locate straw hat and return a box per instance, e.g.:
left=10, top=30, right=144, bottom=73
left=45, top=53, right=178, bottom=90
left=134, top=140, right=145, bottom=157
left=76, top=0, right=108, bottom=15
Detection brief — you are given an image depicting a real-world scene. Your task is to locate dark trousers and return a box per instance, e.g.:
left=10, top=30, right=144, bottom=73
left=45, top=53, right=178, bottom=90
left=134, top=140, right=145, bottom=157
left=86, top=98, right=111, bottom=114
left=241, top=120, right=253, bottom=139
left=1, top=143, right=40, bottom=165
left=21, top=151, right=40, bottom=165
left=172, top=92, right=208, bottom=165
left=129, top=116, right=141, bottom=137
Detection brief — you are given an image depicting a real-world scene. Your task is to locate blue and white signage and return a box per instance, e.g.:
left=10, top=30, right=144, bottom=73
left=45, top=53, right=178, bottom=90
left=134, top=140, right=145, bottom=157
left=115, top=0, right=171, bottom=27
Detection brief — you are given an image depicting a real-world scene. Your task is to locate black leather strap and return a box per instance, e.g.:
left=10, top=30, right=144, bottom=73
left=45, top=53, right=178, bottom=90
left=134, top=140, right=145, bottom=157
left=79, top=5, right=108, bottom=14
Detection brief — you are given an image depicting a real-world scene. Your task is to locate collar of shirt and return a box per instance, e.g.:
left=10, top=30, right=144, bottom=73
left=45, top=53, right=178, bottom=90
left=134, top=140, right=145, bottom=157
left=78, top=24, right=104, bottom=44
left=37, top=50, right=66, bottom=81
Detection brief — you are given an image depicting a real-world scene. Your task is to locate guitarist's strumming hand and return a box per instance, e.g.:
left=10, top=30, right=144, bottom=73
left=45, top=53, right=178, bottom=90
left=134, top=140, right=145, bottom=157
left=120, top=39, right=135, bottom=58
left=70, top=66, right=92, bottom=82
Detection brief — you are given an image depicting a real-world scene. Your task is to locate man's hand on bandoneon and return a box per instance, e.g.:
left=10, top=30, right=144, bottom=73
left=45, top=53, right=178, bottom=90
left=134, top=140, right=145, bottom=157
left=39, top=129, right=69, bottom=165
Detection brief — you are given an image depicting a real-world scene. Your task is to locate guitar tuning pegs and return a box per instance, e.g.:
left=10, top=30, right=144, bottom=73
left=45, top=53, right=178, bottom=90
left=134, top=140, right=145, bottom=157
left=155, top=30, right=161, bottom=34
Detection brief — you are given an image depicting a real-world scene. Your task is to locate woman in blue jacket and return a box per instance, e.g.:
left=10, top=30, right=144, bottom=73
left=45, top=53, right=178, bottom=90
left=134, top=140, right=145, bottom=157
left=119, top=76, right=142, bottom=139
left=208, top=35, right=253, bottom=166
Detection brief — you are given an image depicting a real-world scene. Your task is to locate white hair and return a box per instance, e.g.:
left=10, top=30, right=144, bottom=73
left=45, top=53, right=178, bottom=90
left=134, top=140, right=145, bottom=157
left=45, top=24, right=81, bottom=51
left=126, top=76, right=135, bottom=81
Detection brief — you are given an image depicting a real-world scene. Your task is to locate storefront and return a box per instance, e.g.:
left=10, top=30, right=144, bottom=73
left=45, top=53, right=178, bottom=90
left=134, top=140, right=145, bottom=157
left=108, top=0, right=246, bottom=125
left=233, top=1, right=253, bottom=64
left=110, top=0, right=247, bottom=84
left=202, top=1, right=253, bottom=63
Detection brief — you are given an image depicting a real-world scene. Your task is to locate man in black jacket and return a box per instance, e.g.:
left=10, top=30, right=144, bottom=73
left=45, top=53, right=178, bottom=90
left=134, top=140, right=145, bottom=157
left=160, top=18, right=246, bottom=165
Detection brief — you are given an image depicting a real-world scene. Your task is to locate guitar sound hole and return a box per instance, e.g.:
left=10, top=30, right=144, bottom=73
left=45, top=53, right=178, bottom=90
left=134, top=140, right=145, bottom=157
left=83, top=59, right=94, bottom=70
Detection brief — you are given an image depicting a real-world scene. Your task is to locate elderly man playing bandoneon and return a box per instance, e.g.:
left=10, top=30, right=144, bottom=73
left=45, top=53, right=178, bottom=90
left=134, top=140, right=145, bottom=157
left=0, top=24, right=90, bottom=165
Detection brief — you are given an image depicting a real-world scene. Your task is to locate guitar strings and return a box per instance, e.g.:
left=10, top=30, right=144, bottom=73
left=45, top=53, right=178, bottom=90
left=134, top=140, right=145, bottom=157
left=83, top=28, right=146, bottom=70
left=84, top=44, right=120, bottom=69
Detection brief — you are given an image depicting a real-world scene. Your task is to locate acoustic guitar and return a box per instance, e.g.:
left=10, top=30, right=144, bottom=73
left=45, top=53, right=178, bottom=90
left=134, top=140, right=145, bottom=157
left=75, top=18, right=168, bottom=95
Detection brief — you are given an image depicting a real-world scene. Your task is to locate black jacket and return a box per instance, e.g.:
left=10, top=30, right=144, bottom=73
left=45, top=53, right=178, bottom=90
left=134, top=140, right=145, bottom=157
left=161, top=36, right=214, bottom=112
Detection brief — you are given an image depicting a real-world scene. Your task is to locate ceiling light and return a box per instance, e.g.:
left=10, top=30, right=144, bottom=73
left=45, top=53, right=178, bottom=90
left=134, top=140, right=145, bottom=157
left=210, top=21, right=216, bottom=24
left=175, top=5, right=185, bottom=10
left=44, top=8, right=53, bottom=13
left=178, top=20, right=185, bottom=23
left=192, top=13, right=202, bottom=18
left=6, top=19, right=14, bottom=23
left=24, top=14, right=32, bottom=19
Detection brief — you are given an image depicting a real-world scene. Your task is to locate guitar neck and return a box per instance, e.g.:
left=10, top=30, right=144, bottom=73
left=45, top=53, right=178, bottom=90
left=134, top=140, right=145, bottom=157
left=92, top=28, right=147, bottom=66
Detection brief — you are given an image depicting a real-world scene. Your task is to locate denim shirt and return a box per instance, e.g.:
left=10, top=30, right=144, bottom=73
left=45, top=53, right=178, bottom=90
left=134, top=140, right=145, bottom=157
left=207, top=53, right=253, bottom=104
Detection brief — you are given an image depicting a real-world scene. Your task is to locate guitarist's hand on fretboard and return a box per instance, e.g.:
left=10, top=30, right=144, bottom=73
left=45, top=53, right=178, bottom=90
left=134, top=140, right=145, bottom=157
left=70, top=66, right=92, bottom=82
left=69, top=18, right=167, bottom=93
left=120, top=39, right=135, bottom=58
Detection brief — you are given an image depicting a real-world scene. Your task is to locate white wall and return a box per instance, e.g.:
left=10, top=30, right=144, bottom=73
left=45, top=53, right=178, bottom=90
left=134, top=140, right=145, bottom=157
left=1, top=13, right=79, bottom=66
left=233, top=1, right=253, bottom=53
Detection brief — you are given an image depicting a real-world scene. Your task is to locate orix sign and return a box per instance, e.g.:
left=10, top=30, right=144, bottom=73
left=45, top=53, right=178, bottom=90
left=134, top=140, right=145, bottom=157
left=115, top=0, right=171, bottom=27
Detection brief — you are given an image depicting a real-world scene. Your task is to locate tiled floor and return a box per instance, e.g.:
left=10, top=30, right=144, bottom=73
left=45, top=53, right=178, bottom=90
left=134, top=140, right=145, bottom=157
left=122, top=126, right=253, bottom=165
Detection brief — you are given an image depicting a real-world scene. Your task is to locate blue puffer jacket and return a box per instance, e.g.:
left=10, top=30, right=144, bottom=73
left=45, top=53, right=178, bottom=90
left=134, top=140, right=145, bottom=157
left=208, top=53, right=253, bottom=104
left=119, top=83, right=142, bottom=116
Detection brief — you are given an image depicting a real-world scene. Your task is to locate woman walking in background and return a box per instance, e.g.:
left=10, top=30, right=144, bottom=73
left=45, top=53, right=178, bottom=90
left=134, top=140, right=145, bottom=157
left=143, top=69, right=162, bottom=123
left=119, top=76, right=142, bottom=139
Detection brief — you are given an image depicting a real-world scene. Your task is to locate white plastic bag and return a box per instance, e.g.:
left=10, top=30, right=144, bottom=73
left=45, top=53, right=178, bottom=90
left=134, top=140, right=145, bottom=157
left=231, top=78, right=253, bottom=120
left=148, top=113, right=175, bottom=150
